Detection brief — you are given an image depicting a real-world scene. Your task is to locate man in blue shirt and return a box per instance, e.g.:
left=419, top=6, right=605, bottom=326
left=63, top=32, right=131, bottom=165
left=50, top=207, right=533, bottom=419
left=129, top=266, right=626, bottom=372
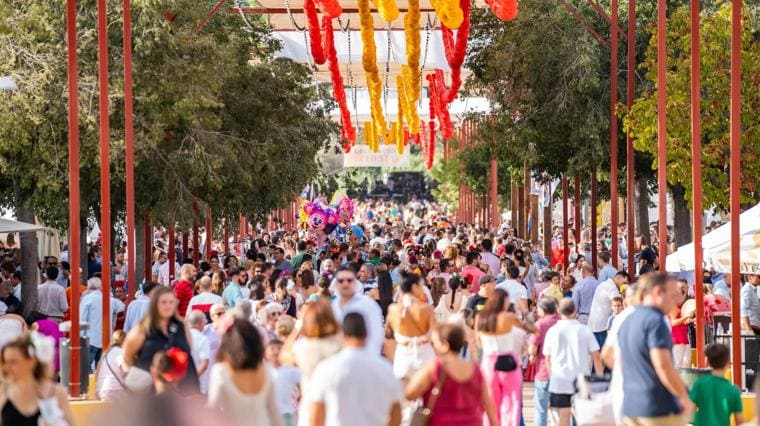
left=598, top=251, right=618, bottom=282
left=572, top=264, right=599, bottom=325
left=619, top=272, right=694, bottom=425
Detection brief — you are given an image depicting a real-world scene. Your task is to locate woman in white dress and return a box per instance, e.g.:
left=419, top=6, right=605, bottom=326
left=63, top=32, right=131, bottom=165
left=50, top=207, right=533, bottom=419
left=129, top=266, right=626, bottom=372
left=280, top=300, right=341, bottom=426
left=386, top=273, right=436, bottom=380
left=434, top=274, right=468, bottom=324
left=95, top=330, right=128, bottom=401
left=207, top=317, right=281, bottom=426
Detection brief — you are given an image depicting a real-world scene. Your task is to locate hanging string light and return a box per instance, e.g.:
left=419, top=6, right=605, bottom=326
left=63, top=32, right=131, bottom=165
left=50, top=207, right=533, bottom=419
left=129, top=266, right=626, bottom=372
left=358, top=0, right=388, bottom=139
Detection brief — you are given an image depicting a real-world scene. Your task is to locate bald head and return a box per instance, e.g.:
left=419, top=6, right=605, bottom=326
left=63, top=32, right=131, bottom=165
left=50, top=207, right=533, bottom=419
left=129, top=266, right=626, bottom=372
left=582, top=264, right=595, bottom=277
left=180, top=263, right=196, bottom=280
left=198, top=276, right=212, bottom=292
left=558, top=297, right=576, bottom=318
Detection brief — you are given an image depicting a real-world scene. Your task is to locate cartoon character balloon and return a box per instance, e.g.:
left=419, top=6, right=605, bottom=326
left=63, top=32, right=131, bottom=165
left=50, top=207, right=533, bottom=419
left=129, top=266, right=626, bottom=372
left=336, top=197, right=355, bottom=225
left=303, top=201, right=339, bottom=236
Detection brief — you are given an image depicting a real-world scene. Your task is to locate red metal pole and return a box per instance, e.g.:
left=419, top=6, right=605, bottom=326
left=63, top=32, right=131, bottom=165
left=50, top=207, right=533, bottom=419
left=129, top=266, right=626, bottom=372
left=144, top=214, right=151, bottom=280
left=205, top=204, right=212, bottom=260
left=610, top=0, right=619, bottom=269
left=690, top=0, right=705, bottom=368
left=574, top=176, right=581, bottom=248
left=192, top=200, right=200, bottom=267
left=97, top=0, right=111, bottom=350
left=224, top=215, right=229, bottom=255
left=182, top=231, right=189, bottom=262
left=729, top=0, right=742, bottom=386
left=65, top=0, right=82, bottom=397
left=562, top=176, right=570, bottom=271
left=168, top=221, right=176, bottom=282
left=626, top=0, right=636, bottom=281
left=591, top=166, right=599, bottom=274
left=491, top=158, right=499, bottom=230
left=123, top=0, right=136, bottom=301
left=656, top=0, right=668, bottom=265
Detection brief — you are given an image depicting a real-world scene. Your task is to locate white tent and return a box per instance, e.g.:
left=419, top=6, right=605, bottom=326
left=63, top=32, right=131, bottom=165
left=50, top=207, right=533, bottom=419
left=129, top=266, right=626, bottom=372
left=0, top=218, right=60, bottom=260
left=666, top=203, right=760, bottom=273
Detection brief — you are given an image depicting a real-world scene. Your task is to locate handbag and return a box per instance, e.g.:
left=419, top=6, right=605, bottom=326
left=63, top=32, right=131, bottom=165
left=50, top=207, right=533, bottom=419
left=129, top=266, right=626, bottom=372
left=124, top=366, right=152, bottom=392
left=494, top=354, right=517, bottom=372
left=409, top=362, right=448, bottom=426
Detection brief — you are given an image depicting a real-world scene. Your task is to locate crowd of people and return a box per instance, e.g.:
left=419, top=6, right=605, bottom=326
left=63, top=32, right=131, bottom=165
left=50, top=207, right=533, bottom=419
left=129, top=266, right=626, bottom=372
left=0, top=198, right=756, bottom=426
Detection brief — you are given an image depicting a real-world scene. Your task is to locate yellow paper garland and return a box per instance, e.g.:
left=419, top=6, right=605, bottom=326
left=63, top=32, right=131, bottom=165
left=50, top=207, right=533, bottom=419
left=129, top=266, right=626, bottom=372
left=401, top=0, right=421, bottom=135
left=358, top=0, right=388, bottom=142
left=371, top=0, right=400, bottom=22
left=396, top=76, right=406, bottom=154
left=431, top=0, right=464, bottom=29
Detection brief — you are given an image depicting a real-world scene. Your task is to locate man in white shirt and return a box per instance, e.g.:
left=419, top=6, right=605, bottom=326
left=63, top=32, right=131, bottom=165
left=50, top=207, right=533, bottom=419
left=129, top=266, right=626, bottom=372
left=38, top=266, right=68, bottom=321
left=543, top=298, right=603, bottom=426
left=479, top=239, right=501, bottom=276
left=186, top=276, right=223, bottom=320
left=187, top=310, right=211, bottom=393
left=123, top=281, right=158, bottom=332
left=155, top=252, right=181, bottom=286
left=309, top=312, right=402, bottom=426
left=79, top=277, right=125, bottom=369
left=496, top=264, right=529, bottom=314
left=331, top=268, right=385, bottom=355
left=587, top=271, right=627, bottom=346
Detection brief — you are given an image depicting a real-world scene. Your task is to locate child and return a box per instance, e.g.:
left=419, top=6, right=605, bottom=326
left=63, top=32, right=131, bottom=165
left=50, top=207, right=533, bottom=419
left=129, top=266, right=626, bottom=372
left=265, top=339, right=301, bottom=426
left=689, top=343, right=744, bottom=426
left=606, top=296, right=624, bottom=331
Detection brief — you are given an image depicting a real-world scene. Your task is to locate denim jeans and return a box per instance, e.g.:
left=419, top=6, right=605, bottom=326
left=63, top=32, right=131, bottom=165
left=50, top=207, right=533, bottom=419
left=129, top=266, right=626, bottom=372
left=88, top=346, right=102, bottom=372
left=534, top=380, right=550, bottom=426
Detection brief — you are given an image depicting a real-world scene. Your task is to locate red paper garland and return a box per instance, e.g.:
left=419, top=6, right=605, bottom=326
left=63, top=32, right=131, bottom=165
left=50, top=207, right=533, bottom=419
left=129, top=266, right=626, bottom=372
left=324, top=18, right=356, bottom=148
left=426, top=120, right=436, bottom=169
left=304, top=0, right=328, bottom=64
left=315, top=0, right=342, bottom=19
left=485, top=0, right=518, bottom=21
left=440, top=0, right=470, bottom=103
left=426, top=73, right=453, bottom=140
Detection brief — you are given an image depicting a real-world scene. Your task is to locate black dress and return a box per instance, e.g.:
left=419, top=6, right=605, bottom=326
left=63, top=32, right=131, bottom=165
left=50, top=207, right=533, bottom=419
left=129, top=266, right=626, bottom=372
left=1, top=398, right=39, bottom=426
left=134, top=317, right=199, bottom=393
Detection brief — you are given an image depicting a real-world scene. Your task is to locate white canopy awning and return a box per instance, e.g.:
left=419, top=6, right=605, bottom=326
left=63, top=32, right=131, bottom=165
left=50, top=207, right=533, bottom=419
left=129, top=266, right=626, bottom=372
left=0, top=218, right=47, bottom=233
left=666, top=203, right=760, bottom=274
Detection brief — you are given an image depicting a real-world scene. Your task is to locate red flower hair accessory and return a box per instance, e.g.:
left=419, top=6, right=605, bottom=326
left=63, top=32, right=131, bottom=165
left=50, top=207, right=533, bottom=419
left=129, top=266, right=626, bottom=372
left=161, top=347, right=189, bottom=383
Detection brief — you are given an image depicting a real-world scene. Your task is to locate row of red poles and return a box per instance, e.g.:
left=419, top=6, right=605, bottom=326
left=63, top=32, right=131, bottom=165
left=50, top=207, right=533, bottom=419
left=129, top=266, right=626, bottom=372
left=63, top=0, right=305, bottom=395
left=452, top=0, right=743, bottom=383
left=64, top=0, right=744, bottom=396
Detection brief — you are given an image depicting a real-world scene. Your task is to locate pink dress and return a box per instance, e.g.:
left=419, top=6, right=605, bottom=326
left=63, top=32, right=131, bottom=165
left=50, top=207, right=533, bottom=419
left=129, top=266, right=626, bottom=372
left=423, top=358, right=485, bottom=426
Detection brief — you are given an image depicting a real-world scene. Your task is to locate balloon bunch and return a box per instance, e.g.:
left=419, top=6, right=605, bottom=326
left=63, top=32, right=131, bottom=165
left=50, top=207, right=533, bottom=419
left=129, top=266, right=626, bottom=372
left=301, top=196, right=356, bottom=247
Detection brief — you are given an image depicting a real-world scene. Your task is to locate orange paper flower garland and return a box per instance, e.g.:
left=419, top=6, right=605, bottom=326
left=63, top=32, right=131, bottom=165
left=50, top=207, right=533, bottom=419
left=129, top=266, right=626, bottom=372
left=401, top=0, right=421, bottom=135
left=396, top=76, right=407, bottom=154
left=485, top=0, right=518, bottom=21
left=358, top=0, right=388, bottom=138
left=371, top=0, right=400, bottom=22
left=324, top=18, right=356, bottom=149
left=430, top=0, right=464, bottom=29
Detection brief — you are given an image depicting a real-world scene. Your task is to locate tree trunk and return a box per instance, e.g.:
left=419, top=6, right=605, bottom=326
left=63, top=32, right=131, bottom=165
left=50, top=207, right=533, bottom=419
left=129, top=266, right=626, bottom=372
left=16, top=202, right=39, bottom=317
left=135, top=214, right=146, bottom=286
left=636, top=177, right=651, bottom=241
left=670, top=183, right=692, bottom=248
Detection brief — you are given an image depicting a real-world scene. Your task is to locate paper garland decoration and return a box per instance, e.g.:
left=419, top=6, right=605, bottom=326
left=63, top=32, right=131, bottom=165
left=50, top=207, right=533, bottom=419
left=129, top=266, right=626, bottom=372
left=401, top=0, right=421, bottom=135
left=324, top=18, right=356, bottom=149
left=358, top=0, right=388, bottom=139
left=371, top=0, right=400, bottom=22
left=485, top=0, right=519, bottom=21
left=314, top=0, right=342, bottom=19
left=396, top=76, right=407, bottom=154
left=430, top=0, right=464, bottom=29
left=439, top=0, right=470, bottom=103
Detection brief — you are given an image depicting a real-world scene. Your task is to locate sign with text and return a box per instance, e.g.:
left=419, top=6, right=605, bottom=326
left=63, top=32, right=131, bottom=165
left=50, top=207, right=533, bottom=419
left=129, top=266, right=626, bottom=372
left=343, top=144, right=410, bottom=168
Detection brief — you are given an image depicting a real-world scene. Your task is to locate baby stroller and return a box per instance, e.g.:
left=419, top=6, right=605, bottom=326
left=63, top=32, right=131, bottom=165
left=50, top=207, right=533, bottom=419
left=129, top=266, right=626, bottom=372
left=572, top=373, right=615, bottom=425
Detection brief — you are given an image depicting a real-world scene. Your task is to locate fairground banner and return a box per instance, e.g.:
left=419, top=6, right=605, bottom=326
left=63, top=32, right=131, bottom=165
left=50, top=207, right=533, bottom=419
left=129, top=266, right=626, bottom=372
left=343, top=144, right=411, bottom=168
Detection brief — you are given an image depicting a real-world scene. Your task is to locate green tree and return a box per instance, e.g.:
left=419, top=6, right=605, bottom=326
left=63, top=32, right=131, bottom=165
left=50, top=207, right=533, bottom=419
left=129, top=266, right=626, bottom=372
left=623, top=2, right=760, bottom=244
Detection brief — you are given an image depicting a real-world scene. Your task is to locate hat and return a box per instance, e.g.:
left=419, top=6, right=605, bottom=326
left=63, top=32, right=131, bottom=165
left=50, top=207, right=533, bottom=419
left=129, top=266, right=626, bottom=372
left=478, top=274, right=496, bottom=285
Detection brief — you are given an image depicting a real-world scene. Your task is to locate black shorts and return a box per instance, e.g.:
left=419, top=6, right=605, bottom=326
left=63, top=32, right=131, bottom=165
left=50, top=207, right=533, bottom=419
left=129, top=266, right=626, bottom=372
left=549, top=392, right=573, bottom=408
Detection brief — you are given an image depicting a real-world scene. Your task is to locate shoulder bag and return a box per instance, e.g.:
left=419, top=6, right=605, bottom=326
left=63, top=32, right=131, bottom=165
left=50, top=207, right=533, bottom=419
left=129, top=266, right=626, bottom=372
left=410, top=361, right=448, bottom=426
